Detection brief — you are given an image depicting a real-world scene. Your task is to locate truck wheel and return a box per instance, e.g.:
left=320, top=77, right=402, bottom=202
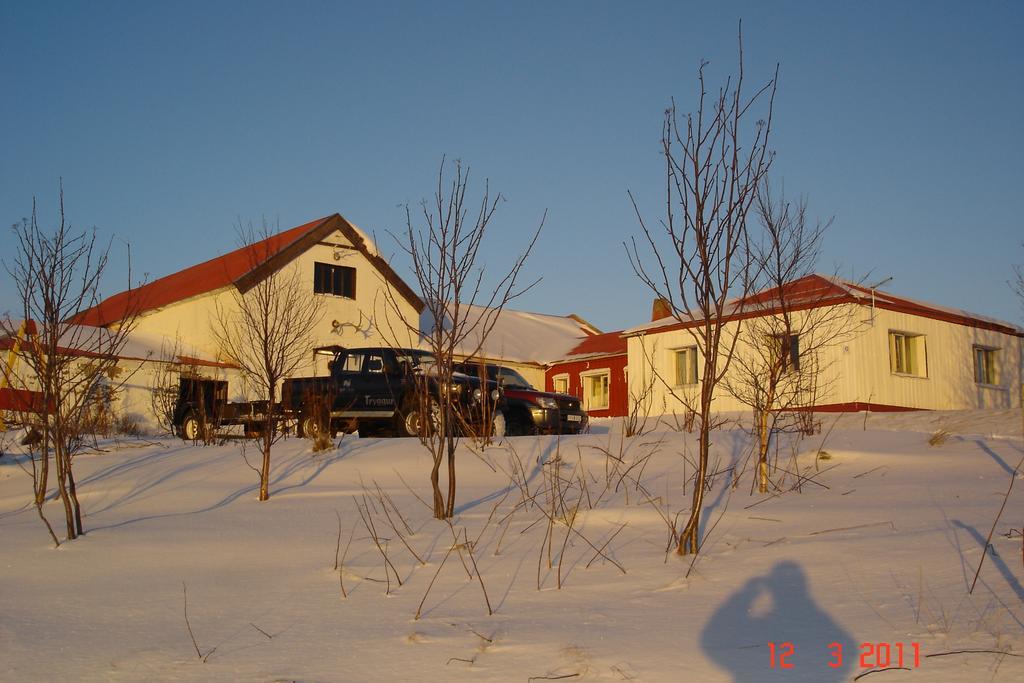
left=180, top=413, right=202, bottom=441
left=399, top=400, right=438, bottom=437
left=505, top=407, right=533, bottom=437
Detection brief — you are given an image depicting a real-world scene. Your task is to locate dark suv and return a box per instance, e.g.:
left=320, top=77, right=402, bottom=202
left=282, top=347, right=504, bottom=438
left=453, top=361, right=587, bottom=436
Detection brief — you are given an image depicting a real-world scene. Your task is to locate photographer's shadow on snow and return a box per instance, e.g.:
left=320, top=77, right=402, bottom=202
left=702, top=561, right=852, bottom=682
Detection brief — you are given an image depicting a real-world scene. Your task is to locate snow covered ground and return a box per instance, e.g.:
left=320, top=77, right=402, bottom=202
left=2, top=410, right=1023, bottom=681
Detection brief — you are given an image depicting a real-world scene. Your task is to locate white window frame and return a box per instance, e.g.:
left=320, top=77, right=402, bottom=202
left=551, top=373, right=570, bottom=395
left=580, top=369, right=610, bottom=411
left=973, top=345, right=999, bottom=386
left=672, top=346, right=699, bottom=386
left=889, top=331, right=927, bottom=378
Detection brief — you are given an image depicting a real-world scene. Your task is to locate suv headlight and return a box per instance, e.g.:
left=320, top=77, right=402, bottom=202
left=491, top=389, right=501, bottom=401
left=535, top=397, right=559, bottom=410
left=472, top=388, right=483, bottom=401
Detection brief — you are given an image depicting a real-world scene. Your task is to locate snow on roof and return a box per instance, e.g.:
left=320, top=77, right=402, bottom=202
left=623, top=274, right=1023, bottom=337
left=423, top=304, right=601, bottom=365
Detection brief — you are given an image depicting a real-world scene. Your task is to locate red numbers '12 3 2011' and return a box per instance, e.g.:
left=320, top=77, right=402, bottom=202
left=769, top=642, right=921, bottom=670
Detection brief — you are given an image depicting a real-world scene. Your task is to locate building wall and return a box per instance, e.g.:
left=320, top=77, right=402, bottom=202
left=545, top=354, right=629, bottom=417
left=828, top=306, right=1021, bottom=410
left=627, top=303, right=1022, bottom=415
left=124, top=228, right=421, bottom=389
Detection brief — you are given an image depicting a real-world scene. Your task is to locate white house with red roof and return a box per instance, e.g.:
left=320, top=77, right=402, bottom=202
left=32, top=214, right=425, bottom=428
left=77, top=214, right=424, bottom=378
left=625, top=274, right=1023, bottom=416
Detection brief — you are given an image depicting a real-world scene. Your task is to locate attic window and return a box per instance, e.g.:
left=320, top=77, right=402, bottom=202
left=314, top=262, right=356, bottom=298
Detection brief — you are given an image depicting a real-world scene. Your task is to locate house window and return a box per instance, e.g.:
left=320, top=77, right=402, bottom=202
left=974, top=346, right=998, bottom=385
left=771, top=334, right=800, bottom=373
left=582, top=371, right=610, bottom=410
left=889, top=331, right=927, bottom=377
left=674, top=347, right=699, bottom=386
left=314, top=262, right=356, bottom=298
left=552, top=374, right=569, bottom=394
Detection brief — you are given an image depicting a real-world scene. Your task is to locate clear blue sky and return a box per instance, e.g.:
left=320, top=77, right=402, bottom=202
left=2, top=1, right=1022, bottom=332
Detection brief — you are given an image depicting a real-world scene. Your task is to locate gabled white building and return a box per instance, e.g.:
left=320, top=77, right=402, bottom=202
left=625, top=275, right=1023, bottom=415
left=60, top=214, right=425, bottom=427
left=422, top=304, right=600, bottom=388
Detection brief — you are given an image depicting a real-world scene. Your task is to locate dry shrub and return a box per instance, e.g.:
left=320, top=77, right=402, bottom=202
left=311, top=431, right=334, bottom=452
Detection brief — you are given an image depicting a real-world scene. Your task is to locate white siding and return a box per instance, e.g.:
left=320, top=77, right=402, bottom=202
left=628, top=303, right=1022, bottom=415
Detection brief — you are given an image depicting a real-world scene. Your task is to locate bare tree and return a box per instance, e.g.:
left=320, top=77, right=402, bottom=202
left=149, top=336, right=185, bottom=436
left=384, top=158, right=543, bottom=519
left=1, top=185, right=141, bottom=542
left=210, top=220, right=325, bottom=501
left=724, top=183, right=859, bottom=493
left=626, top=28, right=777, bottom=555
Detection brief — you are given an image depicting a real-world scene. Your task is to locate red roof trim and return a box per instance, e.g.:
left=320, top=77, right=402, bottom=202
left=74, top=217, right=331, bottom=327
left=625, top=274, right=1023, bottom=338
left=840, top=281, right=1022, bottom=337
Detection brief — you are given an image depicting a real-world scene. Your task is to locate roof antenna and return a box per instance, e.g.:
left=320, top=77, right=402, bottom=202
left=867, top=276, right=893, bottom=325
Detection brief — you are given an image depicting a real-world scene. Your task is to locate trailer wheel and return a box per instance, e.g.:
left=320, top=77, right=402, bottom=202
left=299, top=413, right=325, bottom=440
left=180, top=412, right=203, bottom=441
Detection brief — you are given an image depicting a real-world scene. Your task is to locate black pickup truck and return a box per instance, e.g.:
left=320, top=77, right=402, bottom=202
left=282, top=347, right=505, bottom=438
left=453, top=361, right=588, bottom=436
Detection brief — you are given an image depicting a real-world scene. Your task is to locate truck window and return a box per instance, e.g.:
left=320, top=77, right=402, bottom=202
left=367, top=355, right=385, bottom=374
left=339, top=353, right=365, bottom=373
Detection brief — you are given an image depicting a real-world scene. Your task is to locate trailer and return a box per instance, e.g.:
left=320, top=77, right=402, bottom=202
left=172, top=376, right=286, bottom=440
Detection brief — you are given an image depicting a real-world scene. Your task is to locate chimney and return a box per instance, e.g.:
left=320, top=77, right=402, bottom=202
left=651, top=297, right=672, bottom=321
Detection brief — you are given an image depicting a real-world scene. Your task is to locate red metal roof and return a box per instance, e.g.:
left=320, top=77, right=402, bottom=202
left=625, top=274, right=1024, bottom=338
left=565, top=330, right=627, bottom=358
left=74, top=216, right=331, bottom=327
left=76, top=213, right=425, bottom=326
